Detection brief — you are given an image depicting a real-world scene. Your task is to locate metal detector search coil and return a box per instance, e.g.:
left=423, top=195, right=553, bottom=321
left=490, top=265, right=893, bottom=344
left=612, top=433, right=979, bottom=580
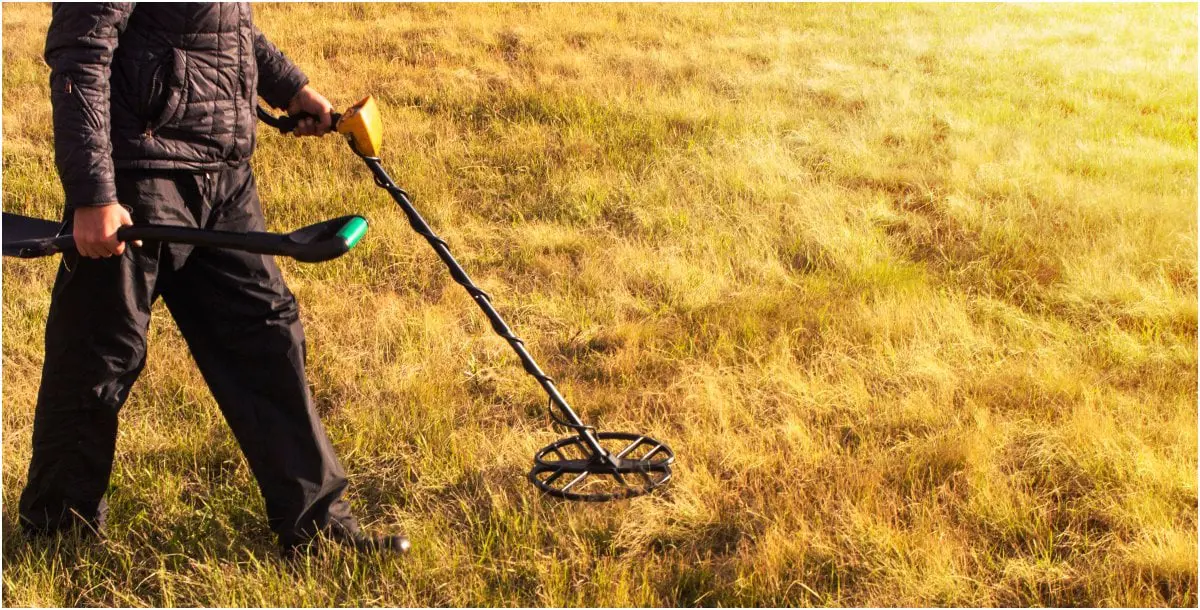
left=259, top=96, right=675, bottom=502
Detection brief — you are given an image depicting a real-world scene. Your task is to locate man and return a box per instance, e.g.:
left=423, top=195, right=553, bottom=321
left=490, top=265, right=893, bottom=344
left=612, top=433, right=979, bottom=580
left=18, top=3, right=408, bottom=556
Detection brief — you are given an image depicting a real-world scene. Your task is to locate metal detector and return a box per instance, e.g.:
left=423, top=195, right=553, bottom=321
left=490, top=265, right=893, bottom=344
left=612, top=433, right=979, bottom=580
left=259, top=96, right=675, bottom=501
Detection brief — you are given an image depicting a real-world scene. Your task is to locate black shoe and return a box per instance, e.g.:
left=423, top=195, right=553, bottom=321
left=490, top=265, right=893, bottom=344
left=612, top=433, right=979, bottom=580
left=333, top=530, right=411, bottom=554
left=283, top=529, right=411, bottom=558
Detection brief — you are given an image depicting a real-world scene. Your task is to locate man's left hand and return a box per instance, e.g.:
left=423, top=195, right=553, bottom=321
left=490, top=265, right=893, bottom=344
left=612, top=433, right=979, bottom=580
left=287, top=85, right=334, bottom=137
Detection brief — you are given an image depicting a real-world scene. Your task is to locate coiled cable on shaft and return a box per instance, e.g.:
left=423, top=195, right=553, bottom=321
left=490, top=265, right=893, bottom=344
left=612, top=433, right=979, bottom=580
left=364, top=158, right=600, bottom=444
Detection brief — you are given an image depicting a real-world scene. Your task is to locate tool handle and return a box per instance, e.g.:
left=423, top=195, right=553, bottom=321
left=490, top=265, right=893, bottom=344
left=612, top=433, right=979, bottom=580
left=7, top=216, right=366, bottom=263
left=256, top=106, right=342, bottom=134
left=43, top=226, right=301, bottom=256
left=117, top=225, right=301, bottom=255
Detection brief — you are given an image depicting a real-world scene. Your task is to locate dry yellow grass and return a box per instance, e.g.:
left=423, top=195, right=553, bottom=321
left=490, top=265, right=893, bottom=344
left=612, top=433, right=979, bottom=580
left=2, top=3, right=1197, bottom=606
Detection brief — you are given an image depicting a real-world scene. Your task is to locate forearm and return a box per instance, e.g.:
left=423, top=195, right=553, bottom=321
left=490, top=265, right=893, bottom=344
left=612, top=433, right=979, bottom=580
left=253, top=26, right=309, bottom=110
left=44, top=2, right=132, bottom=209
left=49, top=73, right=117, bottom=208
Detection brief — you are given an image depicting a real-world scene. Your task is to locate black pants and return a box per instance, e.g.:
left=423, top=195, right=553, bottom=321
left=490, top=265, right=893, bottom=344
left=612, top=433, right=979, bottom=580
left=18, top=163, right=358, bottom=548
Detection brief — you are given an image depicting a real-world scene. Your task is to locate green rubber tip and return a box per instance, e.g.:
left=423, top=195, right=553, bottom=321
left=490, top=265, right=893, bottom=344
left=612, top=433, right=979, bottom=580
left=337, top=216, right=368, bottom=249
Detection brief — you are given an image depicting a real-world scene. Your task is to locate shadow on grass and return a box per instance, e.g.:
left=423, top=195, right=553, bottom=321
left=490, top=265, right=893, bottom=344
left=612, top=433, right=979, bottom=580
left=1, top=442, right=285, bottom=605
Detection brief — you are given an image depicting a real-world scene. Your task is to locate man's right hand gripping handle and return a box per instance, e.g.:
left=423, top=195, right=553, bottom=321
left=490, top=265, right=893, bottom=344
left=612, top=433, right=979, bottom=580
left=72, top=204, right=140, bottom=259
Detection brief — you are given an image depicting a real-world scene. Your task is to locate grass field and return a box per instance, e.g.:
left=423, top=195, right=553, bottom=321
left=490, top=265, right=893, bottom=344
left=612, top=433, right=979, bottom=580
left=2, top=3, right=1197, bottom=606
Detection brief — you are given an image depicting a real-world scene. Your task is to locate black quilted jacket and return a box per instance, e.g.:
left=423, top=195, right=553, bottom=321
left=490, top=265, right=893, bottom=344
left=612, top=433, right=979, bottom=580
left=45, top=2, right=309, bottom=208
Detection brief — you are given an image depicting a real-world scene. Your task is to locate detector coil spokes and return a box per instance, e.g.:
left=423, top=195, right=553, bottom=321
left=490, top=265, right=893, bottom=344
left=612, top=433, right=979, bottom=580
left=529, top=432, right=674, bottom=502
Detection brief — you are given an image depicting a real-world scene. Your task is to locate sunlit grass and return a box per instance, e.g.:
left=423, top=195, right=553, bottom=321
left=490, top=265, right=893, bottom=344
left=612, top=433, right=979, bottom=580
left=3, top=3, right=1196, bottom=606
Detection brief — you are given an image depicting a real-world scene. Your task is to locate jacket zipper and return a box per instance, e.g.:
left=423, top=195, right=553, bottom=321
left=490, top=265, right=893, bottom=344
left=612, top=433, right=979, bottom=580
left=147, top=63, right=164, bottom=135
left=65, top=76, right=102, bottom=131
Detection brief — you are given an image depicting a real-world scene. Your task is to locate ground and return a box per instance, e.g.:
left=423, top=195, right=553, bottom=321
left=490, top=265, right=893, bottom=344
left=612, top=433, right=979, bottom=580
left=2, top=3, right=1196, bottom=606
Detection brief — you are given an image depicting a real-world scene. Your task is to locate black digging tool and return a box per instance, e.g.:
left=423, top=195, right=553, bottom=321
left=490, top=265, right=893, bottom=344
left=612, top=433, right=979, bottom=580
left=259, top=97, right=675, bottom=501
left=2, top=212, right=369, bottom=263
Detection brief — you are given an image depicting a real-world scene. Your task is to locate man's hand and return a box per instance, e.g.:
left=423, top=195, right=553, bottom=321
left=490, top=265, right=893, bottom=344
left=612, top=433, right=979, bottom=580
left=287, top=85, right=334, bottom=137
left=73, top=203, right=137, bottom=258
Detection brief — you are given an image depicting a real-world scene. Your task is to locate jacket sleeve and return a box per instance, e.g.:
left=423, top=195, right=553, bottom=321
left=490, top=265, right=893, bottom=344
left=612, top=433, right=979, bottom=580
left=44, top=3, right=133, bottom=209
left=253, top=26, right=309, bottom=110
